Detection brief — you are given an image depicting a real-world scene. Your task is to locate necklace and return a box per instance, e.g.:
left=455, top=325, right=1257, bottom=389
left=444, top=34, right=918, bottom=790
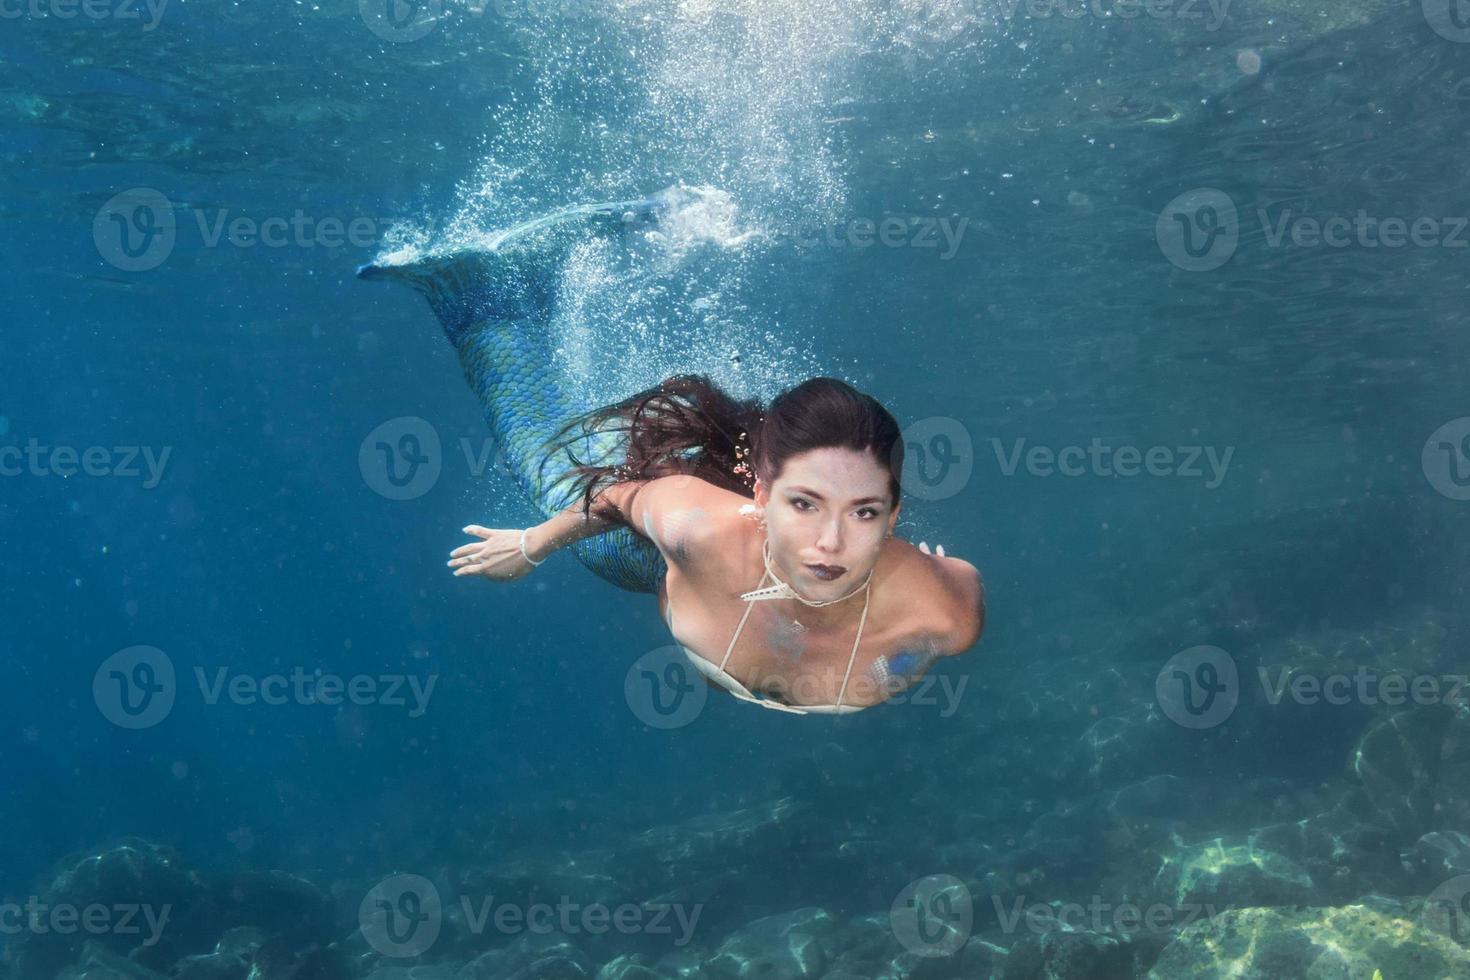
left=740, top=538, right=874, bottom=608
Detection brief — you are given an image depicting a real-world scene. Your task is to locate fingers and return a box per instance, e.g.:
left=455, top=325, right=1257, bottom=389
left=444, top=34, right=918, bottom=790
left=463, top=525, right=494, bottom=539
left=936, top=544, right=946, bottom=557
left=919, top=541, right=930, bottom=554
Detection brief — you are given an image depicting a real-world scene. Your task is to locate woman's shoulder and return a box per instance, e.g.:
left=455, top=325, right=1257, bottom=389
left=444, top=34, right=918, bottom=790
left=633, top=475, right=758, bottom=570
left=878, top=540, right=985, bottom=657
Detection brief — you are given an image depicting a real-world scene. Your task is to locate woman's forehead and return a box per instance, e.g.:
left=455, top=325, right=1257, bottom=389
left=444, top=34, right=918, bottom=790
left=775, top=448, right=888, bottom=492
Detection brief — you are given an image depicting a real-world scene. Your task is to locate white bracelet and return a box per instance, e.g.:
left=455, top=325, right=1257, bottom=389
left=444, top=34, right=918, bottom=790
left=519, top=528, right=546, bottom=566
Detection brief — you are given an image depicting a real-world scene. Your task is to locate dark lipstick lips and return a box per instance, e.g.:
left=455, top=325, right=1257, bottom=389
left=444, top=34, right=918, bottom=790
left=806, top=563, right=846, bottom=580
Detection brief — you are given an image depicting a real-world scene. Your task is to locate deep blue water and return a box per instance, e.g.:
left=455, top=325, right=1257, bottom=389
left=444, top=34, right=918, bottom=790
left=4, top=1, right=1470, bottom=977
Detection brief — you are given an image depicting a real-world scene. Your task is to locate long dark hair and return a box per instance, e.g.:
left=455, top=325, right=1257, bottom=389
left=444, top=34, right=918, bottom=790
left=539, top=374, right=905, bottom=530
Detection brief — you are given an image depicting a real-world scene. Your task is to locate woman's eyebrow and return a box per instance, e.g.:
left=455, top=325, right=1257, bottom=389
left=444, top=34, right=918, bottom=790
left=788, top=485, right=885, bottom=506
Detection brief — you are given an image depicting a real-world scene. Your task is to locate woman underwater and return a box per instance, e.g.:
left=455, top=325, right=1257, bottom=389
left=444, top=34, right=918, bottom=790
left=359, top=185, right=985, bottom=715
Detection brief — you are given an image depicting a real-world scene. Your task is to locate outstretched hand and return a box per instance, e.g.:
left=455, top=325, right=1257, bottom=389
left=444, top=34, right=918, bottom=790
left=447, top=525, right=538, bottom=581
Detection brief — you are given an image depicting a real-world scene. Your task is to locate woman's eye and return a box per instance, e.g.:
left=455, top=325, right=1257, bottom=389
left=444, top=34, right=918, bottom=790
left=857, top=508, right=879, bottom=520
left=791, top=499, right=813, bottom=511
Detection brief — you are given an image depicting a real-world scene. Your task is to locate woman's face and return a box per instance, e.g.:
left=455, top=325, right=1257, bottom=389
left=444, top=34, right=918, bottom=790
left=753, top=447, right=901, bottom=597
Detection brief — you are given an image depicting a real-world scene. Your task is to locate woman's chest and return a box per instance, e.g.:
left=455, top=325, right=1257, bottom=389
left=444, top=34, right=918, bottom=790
left=657, top=569, right=927, bottom=707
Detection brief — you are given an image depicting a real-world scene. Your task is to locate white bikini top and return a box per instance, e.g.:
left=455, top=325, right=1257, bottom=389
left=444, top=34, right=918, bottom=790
left=668, top=538, right=874, bottom=716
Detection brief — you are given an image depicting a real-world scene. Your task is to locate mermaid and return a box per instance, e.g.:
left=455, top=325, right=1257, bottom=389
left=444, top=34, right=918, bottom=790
left=358, top=186, right=985, bottom=714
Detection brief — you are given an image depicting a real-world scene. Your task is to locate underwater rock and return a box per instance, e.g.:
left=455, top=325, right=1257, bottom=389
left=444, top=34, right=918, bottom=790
left=1152, top=836, right=1315, bottom=909
left=457, top=936, right=594, bottom=980
left=813, top=911, right=976, bottom=978
left=54, top=939, right=168, bottom=980
left=9, top=840, right=211, bottom=980
left=1353, top=706, right=1457, bottom=839
left=592, top=954, right=664, bottom=979
left=213, top=926, right=267, bottom=960
left=1146, top=902, right=1470, bottom=978
left=171, top=950, right=249, bottom=980
left=1403, top=830, right=1470, bottom=881
left=999, top=928, right=1135, bottom=980
left=211, top=870, right=335, bottom=949
left=1251, top=792, right=1406, bottom=903
left=244, top=940, right=353, bottom=980
left=702, top=907, right=838, bottom=979
left=362, top=967, right=459, bottom=980
left=501, top=955, right=593, bottom=980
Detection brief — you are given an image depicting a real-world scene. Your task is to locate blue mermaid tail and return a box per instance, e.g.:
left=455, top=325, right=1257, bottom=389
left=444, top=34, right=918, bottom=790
left=357, top=187, right=696, bottom=594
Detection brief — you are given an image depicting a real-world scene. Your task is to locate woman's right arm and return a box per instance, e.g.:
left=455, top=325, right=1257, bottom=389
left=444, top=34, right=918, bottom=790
left=447, top=502, right=621, bottom=580
left=449, top=475, right=732, bottom=580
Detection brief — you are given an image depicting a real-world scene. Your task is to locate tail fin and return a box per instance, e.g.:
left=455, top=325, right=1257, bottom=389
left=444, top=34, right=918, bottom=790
left=356, top=185, right=696, bottom=343
left=357, top=247, right=543, bottom=344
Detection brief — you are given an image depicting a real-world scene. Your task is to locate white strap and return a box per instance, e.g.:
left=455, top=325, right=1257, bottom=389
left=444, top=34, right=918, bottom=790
left=834, top=584, right=871, bottom=709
